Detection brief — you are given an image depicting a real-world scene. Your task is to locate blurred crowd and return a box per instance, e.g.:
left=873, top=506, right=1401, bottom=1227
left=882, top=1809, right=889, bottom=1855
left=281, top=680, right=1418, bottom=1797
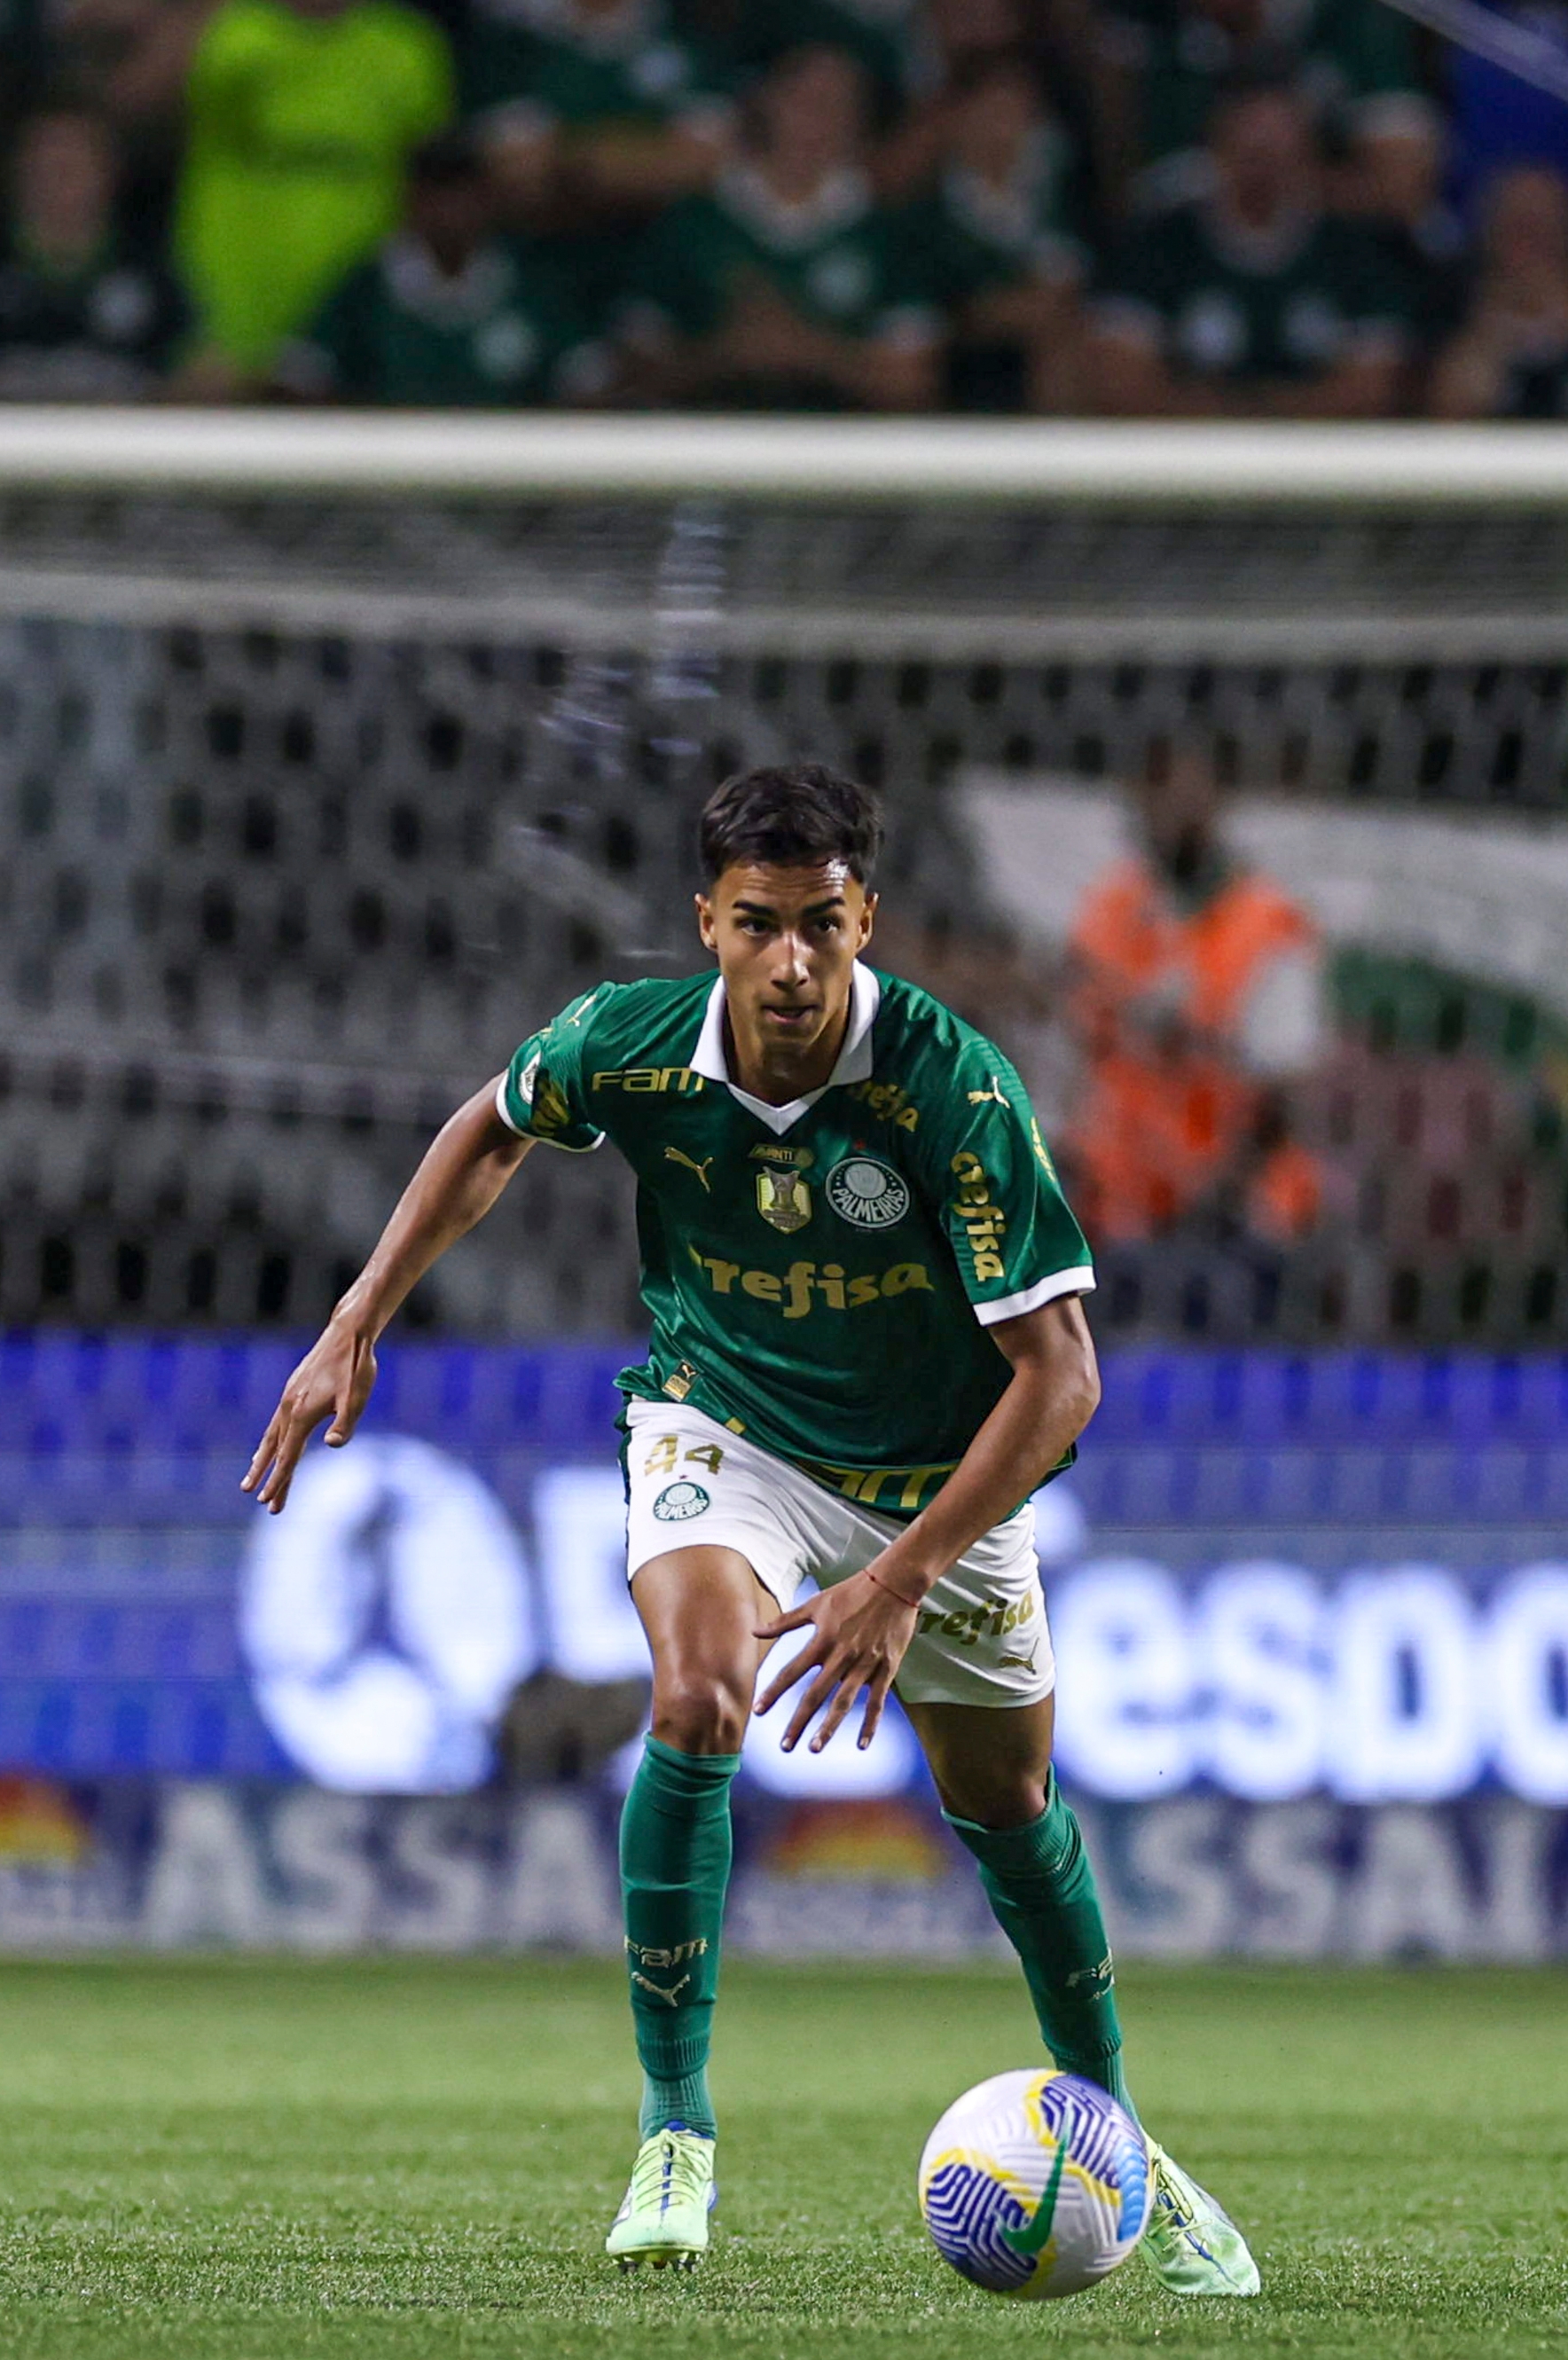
left=7, top=0, right=1568, bottom=416
left=882, top=741, right=1329, bottom=1266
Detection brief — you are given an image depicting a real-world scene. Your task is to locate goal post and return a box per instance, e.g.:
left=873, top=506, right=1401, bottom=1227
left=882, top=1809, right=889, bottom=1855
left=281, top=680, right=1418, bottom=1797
left=0, top=410, right=1564, bottom=1341
left=5, top=409, right=1568, bottom=506
left=1, top=410, right=1567, bottom=663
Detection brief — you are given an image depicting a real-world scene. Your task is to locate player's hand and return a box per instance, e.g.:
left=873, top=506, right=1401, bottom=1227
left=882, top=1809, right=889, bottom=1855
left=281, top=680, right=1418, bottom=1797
left=753, top=1566, right=921, bottom=1754
left=241, top=1321, right=377, bottom=1514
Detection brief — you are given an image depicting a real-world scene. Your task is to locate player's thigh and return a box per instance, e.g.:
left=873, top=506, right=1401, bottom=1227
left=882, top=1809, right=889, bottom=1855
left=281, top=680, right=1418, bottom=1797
left=625, top=1402, right=819, bottom=1750
left=903, top=1695, right=1056, bottom=1831
left=632, top=1538, right=779, bottom=1708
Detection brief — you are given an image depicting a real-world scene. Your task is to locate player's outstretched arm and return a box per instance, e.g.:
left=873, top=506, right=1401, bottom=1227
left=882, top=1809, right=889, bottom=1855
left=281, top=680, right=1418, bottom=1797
left=242, top=1078, right=534, bottom=1513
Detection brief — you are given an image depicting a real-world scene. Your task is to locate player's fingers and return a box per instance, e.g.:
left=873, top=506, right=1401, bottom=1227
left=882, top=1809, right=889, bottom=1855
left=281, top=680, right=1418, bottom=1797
left=241, top=1410, right=283, bottom=1491
left=326, top=1381, right=363, bottom=1448
left=780, top=1666, right=838, bottom=1752
left=255, top=1417, right=309, bottom=1510
left=754, top=1635, right=826, bottom=1716
left=263, top=1461, right=302, bottom=1513
left=809, top=1667, right=866, bottom=1753
left=753, top=1601, right=813, bottom=1643
left=857, top=1664, right=896, bottom=1750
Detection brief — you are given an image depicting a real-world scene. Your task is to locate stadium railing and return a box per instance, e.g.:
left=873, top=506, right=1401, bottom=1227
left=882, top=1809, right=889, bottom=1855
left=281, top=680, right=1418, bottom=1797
left=0, top=411, right=1564, bottom=1342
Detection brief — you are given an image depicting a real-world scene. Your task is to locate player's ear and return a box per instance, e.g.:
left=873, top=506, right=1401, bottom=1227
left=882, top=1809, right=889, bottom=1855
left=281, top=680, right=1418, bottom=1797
left=858, top=890, right=877, bottom=950
left=694, top=890, right=717, bottom=953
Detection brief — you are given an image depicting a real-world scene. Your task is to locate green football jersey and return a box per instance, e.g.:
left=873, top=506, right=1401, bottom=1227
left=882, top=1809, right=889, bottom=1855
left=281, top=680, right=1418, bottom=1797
left=278, top=235, right=608, bottom=406
left=498, top=962, right=1094, bottom=1518
left=463, top=0, right=727, bottom=139
left=912, top=129, right=1088, bottom=314
left=622, top=166, right=937, bottom=407
left=176, top=0, right=454, bottom=370
left=1098, top=200, right=1414, bottom=383
left=461, top=0, right=730, bottom=341
left=1104, top=0, right=1431, bottom=205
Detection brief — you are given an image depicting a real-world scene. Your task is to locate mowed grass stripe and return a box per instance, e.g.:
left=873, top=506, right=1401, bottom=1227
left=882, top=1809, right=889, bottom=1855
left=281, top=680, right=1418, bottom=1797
left=0, top=1956, right=1564, bottom=2359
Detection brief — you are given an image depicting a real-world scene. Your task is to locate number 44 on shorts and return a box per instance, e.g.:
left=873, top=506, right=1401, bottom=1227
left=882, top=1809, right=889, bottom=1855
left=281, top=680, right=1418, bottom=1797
left=642, top=1435, right=725, bottom=1479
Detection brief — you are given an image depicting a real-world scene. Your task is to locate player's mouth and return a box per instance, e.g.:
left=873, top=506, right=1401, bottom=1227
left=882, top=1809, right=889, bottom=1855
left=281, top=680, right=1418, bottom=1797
left=763, top=1003, right=816, bottom=1030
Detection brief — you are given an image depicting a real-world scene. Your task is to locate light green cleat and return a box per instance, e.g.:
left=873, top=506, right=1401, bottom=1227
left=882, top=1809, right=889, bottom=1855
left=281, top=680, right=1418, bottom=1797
left=604, top=2124, right=717, bottom=2270
left=1139, top=2139, right=1261, bottom=2296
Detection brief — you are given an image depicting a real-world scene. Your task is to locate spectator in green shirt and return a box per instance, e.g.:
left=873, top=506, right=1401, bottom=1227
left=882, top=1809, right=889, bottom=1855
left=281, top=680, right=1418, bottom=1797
left=43, top=0, right=214, bottom=245
left=1089, top=79, right=1414, bottom=416
left=1097, top=0, right=1439, bottom=230
left=273, top=129, right=613, bottom=406
left=617, top=43, right=941, bottom=411
left=466, top=0, right=733, bottom=228
left=0, top=100, right=199, bottom=398
left=176, top=0, right=454, bottom=374
left=909, top=48, right=1090, bottom=412
left=725, top=0, right=921, bottom=133
left=875, top=0, right=1036, bottom=200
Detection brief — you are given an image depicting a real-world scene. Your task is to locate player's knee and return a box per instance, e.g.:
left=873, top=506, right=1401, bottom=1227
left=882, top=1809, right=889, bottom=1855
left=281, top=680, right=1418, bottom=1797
left=651, top=1672, right=749, bottom=1757
left=937, top=1766, right=1051, bottom=1831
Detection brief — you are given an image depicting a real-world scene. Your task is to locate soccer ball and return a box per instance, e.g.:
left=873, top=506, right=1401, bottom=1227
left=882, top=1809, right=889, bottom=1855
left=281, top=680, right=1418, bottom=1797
left=918, top=2068, right=1151, bottom=2300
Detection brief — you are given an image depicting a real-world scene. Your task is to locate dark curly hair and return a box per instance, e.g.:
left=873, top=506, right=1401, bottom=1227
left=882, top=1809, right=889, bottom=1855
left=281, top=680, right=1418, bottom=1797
left=697, top=763, right=883, bottom=887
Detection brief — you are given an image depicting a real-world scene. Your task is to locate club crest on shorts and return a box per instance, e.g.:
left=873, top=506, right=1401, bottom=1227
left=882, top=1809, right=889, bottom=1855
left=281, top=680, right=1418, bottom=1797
left=827, top=1155, right=910, bottom=1231
left=652, top=1479, right=710, bottom=1522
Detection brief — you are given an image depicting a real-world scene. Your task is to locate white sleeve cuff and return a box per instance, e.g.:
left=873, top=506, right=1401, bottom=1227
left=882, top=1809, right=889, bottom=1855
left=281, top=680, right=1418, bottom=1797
left=974, top=1266, right=1096, bottom=1326
left=494, top=1075, right=606, bottom=1153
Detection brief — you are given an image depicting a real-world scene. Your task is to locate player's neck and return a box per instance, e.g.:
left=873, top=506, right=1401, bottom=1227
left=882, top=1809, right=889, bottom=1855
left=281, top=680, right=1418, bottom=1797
left=722, top=997, right=852, bottom=1107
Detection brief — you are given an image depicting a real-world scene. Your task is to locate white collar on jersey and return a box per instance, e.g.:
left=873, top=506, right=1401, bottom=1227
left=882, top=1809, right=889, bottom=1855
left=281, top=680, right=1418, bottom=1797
left=689, top=959, right=881, bottom=1135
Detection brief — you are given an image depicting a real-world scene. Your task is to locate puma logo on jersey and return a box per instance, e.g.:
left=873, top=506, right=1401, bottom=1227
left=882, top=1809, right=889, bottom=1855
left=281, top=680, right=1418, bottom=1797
left=664, top=1147, right=714, bottom=1191
left=1000, top=1640, right=1039, bottom=1674
left=967, top=1077, right=1008, bottom=1107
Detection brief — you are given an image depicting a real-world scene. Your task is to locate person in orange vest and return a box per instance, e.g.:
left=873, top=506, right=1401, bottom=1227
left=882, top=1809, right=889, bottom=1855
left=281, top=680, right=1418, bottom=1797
left=1064, top=743, right=1325, bottom=1246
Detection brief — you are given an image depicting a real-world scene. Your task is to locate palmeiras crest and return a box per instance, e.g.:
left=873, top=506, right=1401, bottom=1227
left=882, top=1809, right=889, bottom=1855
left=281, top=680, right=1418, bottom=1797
left=752, top=1144, right=813, bottom=1233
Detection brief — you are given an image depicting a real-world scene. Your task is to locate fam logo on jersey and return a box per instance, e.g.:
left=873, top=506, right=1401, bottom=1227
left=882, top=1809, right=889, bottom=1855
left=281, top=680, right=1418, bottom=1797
left=752, top=1142, right=813, bottom=1234
left=827, top=1155, right=910, bottom=1231
left=652, top=1480, right=710, bottom=1522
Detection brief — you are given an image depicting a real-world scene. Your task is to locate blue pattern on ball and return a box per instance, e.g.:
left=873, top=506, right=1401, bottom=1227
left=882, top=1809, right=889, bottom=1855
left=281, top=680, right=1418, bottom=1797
left=922, top=2161, right=1039, bottom=2292
left=1035, top=2074, right=1150, bottom=2238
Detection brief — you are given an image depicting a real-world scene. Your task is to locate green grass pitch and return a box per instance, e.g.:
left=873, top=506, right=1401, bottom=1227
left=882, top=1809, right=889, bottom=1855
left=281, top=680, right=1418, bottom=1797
left=0, top=1955, right=1564, bottom=2360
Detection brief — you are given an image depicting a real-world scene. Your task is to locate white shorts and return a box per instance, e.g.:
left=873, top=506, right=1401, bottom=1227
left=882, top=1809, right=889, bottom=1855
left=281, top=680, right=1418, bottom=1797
left=623, top=1400, right=1054, bottom=1710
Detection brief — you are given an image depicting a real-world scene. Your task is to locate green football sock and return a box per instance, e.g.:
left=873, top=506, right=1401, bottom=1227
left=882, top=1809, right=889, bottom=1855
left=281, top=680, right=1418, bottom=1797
left=946, top=1770, right=1135, bottom=2119
left=620, top=1734, right=740, bottom=2141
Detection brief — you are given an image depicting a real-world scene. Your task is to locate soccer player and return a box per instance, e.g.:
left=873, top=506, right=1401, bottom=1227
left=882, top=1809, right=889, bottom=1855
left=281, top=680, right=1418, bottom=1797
left=244, top=763, right=1259, bottom=2297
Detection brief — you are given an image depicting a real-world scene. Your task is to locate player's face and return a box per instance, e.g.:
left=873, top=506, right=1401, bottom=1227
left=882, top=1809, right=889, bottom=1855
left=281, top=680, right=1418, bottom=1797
left=696, top=859, right=875, bottom=1082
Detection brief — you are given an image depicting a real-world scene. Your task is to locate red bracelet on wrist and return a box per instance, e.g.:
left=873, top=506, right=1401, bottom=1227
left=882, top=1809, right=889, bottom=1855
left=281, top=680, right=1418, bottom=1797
left=867, top=1568, right=921, bottom=1610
